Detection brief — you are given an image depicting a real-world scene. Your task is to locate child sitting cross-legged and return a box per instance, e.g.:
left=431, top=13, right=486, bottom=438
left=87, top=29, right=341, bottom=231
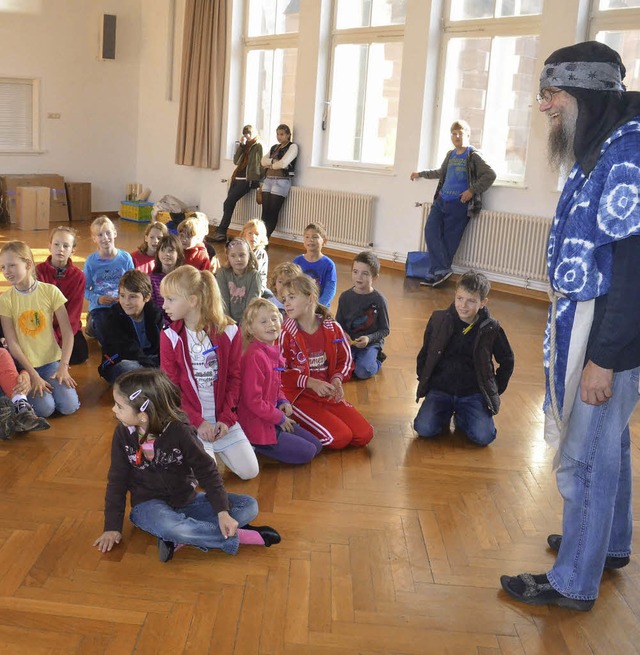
left=130, top=222, right=168, bottom=274
left=178, top=217, right=215, bottom=272
left=238, top=298, right=322, bottom=464
left=93, top=368, right=280, bottom=563
left=414, top=270, right=514, bottom=446
left=293, top=222, right=337, bottom=308
left=98, top=270, right=162, bottom=384
left=268, top=261, right=303, bottom=316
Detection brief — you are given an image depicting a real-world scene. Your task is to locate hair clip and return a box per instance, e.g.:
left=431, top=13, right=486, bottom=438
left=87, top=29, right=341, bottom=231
left=140, top=399, right=150, bottom=412
left=129, top=389, right=142, bottom=401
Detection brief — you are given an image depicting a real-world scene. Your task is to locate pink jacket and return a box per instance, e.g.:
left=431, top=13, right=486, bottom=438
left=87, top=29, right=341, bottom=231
left=160, top=320, right=241, bottom=428
left=278, top=315, right=353, bottom=404
left=237, top=340, right=288, bottom=446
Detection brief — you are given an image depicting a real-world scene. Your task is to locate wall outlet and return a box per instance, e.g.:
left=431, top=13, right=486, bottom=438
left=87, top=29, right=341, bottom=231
left=47, top=113, right=61, bottom=119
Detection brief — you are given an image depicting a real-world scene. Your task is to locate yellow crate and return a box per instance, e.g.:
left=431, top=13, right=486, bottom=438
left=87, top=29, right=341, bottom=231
left=119, top=201, right=153, bottom=222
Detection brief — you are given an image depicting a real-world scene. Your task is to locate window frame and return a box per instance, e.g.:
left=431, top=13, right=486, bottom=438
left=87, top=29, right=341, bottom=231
left=0, top=77, right=40, bottom=154
left=434, top=2, right=543, bottom=186
left=321, top=2, right=406, bottom=171
left=240, top=1, right=299, bottom=146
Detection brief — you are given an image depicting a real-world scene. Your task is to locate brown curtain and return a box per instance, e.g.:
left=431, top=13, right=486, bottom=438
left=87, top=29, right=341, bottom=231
left=175, top=0, right=226, bottom=169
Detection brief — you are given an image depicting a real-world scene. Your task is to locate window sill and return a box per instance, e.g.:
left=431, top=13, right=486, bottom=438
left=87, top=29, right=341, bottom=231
left=0, top=149, right=46, bottom=155
left=309, top=164, right=396, bottom=176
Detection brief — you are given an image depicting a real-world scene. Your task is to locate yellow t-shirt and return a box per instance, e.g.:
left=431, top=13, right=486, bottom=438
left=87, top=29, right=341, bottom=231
left=0, top=282, right=66, bottom=367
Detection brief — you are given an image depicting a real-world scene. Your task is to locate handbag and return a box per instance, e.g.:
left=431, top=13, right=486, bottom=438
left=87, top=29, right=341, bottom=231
left=405, top=251, right=432, bottom=280
left=255, top=187, right=263, bottom=205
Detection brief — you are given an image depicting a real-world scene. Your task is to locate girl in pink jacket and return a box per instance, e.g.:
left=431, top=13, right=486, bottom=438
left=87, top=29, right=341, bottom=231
left=159, top=266, right=259, bottom=480
left=237, top=298, right=322, bottom=464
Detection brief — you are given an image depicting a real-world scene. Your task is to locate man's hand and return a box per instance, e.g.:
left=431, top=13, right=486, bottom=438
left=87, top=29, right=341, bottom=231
left=580, top=361, right=613, bottom=406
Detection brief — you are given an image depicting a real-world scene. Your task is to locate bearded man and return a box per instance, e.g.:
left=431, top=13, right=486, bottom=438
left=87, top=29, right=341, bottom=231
left=501, top=41, right=640, bottom=611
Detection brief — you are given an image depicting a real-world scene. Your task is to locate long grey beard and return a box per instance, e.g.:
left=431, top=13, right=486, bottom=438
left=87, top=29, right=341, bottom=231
left=547, top=120, right=577, bottom=173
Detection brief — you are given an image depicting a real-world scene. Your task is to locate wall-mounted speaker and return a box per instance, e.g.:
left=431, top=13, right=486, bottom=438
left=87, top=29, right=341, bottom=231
left=99, top=14, right=117, bottom=61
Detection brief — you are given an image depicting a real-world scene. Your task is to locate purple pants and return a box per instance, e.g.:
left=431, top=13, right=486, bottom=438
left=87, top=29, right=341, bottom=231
left=253, top=425, right=322, bottom=464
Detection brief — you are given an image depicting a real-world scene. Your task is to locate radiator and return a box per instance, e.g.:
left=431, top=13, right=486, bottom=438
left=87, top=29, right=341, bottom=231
left=421, top=203, right=551, bottom=286
left=229, top=186, right=375, bottom=249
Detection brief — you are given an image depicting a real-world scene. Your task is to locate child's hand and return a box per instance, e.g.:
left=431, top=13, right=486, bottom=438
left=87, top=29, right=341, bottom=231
left=98, top=295, right=117, bottom=306
left=12, top=370, right=31, bottom=396
left=331, top=378, right=345, bottom=402
left=218, top=511, right=238, bottom=538
left=410, top=171, right=421, bottom=181
left=93, top=531, right=122, bottom=552
left=198, top=421, right=218, bottom=442
left=30, top=373, right=53, bottom=397
left=281, top=403, right=293, bottom=417
left=307, top=378, right=336, bottom=398
left=353, top=336, right=370, bottom=349
left=209, top=257, right=220, bottom=274
left=281, top=416, right=296, bottom=432
left=51, top=363, right=77, bottom=389
left=460, top=189, right=473, bottom=203
left=212, top=422, right=229, bottom=441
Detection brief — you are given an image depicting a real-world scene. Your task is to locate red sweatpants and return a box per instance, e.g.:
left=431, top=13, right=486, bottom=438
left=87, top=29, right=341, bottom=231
left=0, top=348, right=19, bottom=398
left=291, top=396, right=374, bottom=449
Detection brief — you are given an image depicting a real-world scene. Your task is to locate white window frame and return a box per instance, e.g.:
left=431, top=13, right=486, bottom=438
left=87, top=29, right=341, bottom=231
left=0, top=77, right=40, bottom=154
left=322, top=3, right=405, bottom=171
left=589, top=1, right=640, bottom=90
left=240, top=1, right=298, bottom=143
left=435, top=2, right=543, bottom=186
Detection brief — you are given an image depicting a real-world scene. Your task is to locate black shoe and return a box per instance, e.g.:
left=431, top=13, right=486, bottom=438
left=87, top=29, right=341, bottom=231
left=0, top=397, right=16, bottom=440
left=547, top=534, right=630, bottom=570
left=377, top=350, right=387, bottom=363
left=210, top=233, right=227, bottom=243
left=158, top=538, right=175, bottom=562
left=13, top=399, right=50, bottom=432
left=500, top=573, right=594, bottom=611
left=242, top=524, right=281, bottom=547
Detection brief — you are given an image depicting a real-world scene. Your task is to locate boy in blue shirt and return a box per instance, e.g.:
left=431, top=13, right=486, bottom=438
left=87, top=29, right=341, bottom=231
left=293, top=222, right=337, bottom=307
left=84, top=216, right=134, bottom=345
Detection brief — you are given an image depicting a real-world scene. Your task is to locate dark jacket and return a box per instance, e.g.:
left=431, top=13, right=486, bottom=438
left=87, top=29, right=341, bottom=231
left=416, top=305, right=514, bottom=415
left=419, top=147, right=496, bottom=217
left=99, top=301, right=162, bottom=376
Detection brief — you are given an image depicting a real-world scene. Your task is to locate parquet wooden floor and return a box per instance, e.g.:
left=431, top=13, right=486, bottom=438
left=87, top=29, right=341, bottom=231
left=0, top=219, right=638, bottom=655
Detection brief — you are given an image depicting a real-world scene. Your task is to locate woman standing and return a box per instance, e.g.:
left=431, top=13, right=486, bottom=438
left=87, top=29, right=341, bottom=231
left=261, top=124, right=298, bottom=237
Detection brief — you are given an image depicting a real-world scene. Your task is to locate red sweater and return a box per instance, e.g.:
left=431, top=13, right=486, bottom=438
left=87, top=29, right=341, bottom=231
left=130, top=250, right=156, bottom=274
left=237, top=340, right=288, bottom=445
left=183, top=245, right=211, bottom=271
left=278, top=315, right=353, bottom=404
left=160, top=320, right=241, bottom=428
left=36, top=256, right=85, bottom=337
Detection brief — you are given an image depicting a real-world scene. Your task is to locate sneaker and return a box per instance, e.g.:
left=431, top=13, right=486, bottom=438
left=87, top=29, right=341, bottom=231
left=377, top=350, right=387, bottom=363
left=158, top=538, right=176, bottom=562
left=0, top=397, right=17, bottom=440
left=84, top=315, right=95, bottom=339
left=500, top=572, right=594, bottom=611
left=547, top=534, right=629, bottom=570
left=14, top=399, right=50, bottom=432
left=431, top=271, right=453, bottom=287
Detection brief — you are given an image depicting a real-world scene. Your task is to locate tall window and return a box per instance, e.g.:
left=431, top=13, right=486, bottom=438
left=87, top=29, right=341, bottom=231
left=324, top=0, right=406, bottom=168
left=0, top=78, right=39, bottom=152
left=591, top=0, right=640, bottom=90
left=437, top=1, right=543, bottom=184
left=242, top=0, right=298, bottom=141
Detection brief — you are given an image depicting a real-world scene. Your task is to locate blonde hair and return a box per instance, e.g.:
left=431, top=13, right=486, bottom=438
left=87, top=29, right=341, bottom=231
left=160, top=265, right=233, bottom=335
left=240, top=218, right=268, bottom=250
left=192, top=212, right=210, bottom=240
left=223, top=237, right=258, bottom=272
left=269, top=261, right=303, bottom=291
left=90, top=215, right=115, bottom=234
left=0, top=240, right=36, bottom=284
left=242, top=297, right=281, bottom=350
left=49, top=225, right=78, bottom=247
left=137, top=222, right=168, bottom=254
left=281, top=274, right=332, bottom=319
left=177, top=217, right=199, bottom=239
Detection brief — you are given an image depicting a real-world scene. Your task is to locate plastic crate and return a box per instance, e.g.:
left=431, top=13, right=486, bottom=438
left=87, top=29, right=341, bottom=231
left=119, top=200, right=153, bottom=223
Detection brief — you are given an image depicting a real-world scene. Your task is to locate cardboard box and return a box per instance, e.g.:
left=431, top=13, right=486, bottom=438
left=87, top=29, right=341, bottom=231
left=119, top=200, right=153, bottom=223
left=65, top=182, right=92, bottom=221
left=0, top=174, right=69, bottom=224
left=16, top=186, right=50, bottom=231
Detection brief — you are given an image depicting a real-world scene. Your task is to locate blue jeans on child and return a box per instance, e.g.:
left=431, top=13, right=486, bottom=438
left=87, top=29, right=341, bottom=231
left=352, top=344, right=382, bottom=379
left=129, top=492, right=259, bottom=555
left=414, top=389, right=495, bottom=446
left=29, top=361, right=81, bottom=418
left=89, top=307, right=112, bottom=346
left=424, top=196, right=469, bottom=277
left=100, top=360, right=144, bottom=385
left=547, top=366, right=639, bottom=601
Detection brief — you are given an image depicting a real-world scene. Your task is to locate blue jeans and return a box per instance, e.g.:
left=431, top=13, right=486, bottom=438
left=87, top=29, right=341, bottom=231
left=99, top=359, right=143, bottom=385
left=129, top=492, right=259, bottom=555
left=352, top=344, right=381, bottom=379
left=414, top=389, right=496, bottom=446
left=547, top=367, right=639, bottom=601
left=89, top=307, right=111, bottom=346
left=29, top=361, right=81, bottom=418
left=424, top=196, right=469, bottom=276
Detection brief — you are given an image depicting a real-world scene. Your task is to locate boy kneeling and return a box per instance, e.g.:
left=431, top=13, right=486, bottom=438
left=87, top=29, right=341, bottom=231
left=414, top=271, right=514, bottom=446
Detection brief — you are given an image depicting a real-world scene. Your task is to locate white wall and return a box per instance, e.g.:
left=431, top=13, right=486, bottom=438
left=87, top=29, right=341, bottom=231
left=2, top=0, right=594, bottom=260
left=0, top=0, right=142, bottom=212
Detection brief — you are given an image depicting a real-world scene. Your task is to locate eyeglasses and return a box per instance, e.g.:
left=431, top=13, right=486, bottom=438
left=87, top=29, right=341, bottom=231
left=536, top=89, right=563, bottom=105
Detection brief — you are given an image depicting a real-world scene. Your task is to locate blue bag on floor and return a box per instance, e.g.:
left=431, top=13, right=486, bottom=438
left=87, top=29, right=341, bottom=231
left=405, top=251, right=431, bottom=280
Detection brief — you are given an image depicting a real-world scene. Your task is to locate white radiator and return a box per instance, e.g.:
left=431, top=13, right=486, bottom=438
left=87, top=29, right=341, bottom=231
left=421, top=203, right=551, bottom=286
left=229, top=186, right=375, bottom=249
